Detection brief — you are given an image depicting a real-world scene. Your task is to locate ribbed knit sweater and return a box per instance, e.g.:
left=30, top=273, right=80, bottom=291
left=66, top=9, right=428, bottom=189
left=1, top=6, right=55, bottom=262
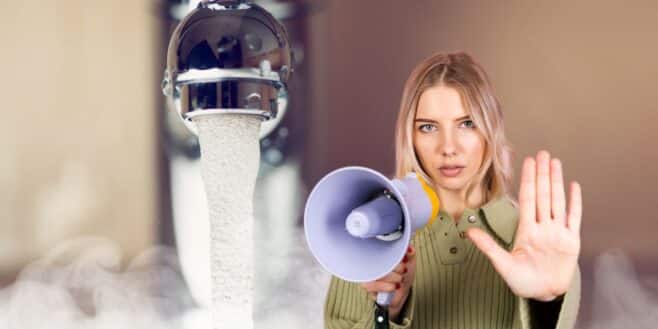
left=324, top=197, right=580, bottom=329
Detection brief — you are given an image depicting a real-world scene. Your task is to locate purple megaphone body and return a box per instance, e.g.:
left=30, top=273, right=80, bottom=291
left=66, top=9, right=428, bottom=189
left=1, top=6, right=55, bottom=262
left=304, top=166, right=439, bottom=308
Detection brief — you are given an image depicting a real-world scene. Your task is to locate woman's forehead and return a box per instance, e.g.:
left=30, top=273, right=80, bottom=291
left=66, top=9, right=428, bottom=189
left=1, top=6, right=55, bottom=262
left=416, top=85, right=469, bottom=120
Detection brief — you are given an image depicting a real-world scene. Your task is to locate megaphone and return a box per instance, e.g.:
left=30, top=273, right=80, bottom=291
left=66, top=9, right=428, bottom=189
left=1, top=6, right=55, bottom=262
left=304, top=166, right=440, bottom=312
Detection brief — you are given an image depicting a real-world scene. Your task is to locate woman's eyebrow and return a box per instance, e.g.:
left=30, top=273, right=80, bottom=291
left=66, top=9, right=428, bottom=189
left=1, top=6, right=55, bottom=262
left=414, top=115, right=471, bottom=123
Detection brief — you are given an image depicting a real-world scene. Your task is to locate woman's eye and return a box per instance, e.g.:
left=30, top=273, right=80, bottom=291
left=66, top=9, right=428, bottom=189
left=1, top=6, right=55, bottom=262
left=418, top=124, right=436, bottom=132
left=460, top=120, right=476, bottom=129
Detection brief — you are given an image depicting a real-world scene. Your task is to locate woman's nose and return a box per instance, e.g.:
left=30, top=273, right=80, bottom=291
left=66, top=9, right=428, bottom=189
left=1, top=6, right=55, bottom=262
left=438, top=130, right=458, bottom=157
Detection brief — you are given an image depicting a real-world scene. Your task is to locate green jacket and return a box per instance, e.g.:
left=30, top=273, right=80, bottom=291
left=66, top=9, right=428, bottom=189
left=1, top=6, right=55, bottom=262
left=324, top=196, right=580, bottom=329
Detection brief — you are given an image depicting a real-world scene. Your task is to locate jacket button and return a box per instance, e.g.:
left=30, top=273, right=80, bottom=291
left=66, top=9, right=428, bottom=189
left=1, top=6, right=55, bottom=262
left=450, top=247, right=458, bottom=254
left=467, top=215, right=477, bottom=223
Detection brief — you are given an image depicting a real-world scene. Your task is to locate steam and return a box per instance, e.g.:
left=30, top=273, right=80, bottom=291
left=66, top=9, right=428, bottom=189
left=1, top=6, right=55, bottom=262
left=583, top=249, right=658, bottom=329
left=0, top=229, right=330, bottom=329
left=0, top=238, right=654, bottom=329
left=0, top=237, right=193, bottom=329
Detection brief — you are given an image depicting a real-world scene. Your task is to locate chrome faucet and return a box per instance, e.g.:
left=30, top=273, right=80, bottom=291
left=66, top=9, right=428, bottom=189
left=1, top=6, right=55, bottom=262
left=162, top=0, right=294, bottom=138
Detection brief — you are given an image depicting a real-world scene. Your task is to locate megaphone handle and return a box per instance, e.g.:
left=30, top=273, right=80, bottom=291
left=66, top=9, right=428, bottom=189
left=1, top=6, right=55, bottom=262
left=373, top=291, right=394, bottom=328
left=376, top=291, right=393, bottom=306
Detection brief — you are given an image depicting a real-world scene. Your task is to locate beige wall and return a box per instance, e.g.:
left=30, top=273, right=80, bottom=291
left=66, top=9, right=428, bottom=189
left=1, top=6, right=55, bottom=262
left=308, top=0, right=658, bottom=262
left=0, top=1, right=160, bottom=278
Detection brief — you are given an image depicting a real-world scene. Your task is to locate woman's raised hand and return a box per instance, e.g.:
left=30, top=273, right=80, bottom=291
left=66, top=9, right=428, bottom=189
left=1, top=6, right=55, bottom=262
left=466, top=150, right=582, bottom=301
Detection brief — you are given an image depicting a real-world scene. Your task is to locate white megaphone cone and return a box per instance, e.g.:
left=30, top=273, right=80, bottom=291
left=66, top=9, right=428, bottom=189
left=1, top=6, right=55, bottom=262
left=304, top=166, right=439, bottom=327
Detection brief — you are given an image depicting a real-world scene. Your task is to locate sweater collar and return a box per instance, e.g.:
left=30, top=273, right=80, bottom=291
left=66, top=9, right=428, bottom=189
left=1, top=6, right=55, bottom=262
left=479, top=196, right=519, bottom=245
left=433, top=195, right=519, bottom=245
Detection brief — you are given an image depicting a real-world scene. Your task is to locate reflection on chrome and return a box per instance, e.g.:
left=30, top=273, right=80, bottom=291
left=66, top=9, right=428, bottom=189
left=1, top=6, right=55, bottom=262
left=162, top=0, right=293, bottom=137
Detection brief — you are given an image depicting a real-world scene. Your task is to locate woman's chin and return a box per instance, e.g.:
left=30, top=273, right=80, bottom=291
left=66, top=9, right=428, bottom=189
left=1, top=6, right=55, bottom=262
left=434, top=180, right=466, bottom=192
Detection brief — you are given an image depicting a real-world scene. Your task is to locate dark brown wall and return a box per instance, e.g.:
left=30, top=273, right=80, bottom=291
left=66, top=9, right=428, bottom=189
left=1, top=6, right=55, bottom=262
left=307, top=0, right=658, bottom=260
left=305, top=2, right=658, bottom=323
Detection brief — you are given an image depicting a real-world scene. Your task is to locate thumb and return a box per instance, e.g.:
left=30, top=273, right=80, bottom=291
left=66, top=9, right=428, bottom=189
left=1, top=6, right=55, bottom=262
left=465, top=227, right=513, bottom=278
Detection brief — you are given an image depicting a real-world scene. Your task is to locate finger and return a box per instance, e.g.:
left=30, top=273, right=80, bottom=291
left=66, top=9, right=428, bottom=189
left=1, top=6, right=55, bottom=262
left=466, top=228, right=514, bottom=278
left=567, top=182, right=582, bottom=234
left=405, top=244, right=416, bottom=261
left=518, top=157, right=537, bottom=235
left=361, top=280, right=398, bottom=293
left=551, top=158, right=567, bottom=225
left=397, top=247, right=415, bottom=265
left=378, top=271, right=403, bottom=284
left=392, top=263, right=406, bottom=275
left=536, top=150, right=552, bottom=223
left=407, top=244, right=416, bottom=258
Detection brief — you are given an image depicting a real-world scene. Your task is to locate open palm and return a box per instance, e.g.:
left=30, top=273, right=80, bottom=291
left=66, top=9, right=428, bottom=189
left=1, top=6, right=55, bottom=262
left=467, top=150, right=582, bottom=301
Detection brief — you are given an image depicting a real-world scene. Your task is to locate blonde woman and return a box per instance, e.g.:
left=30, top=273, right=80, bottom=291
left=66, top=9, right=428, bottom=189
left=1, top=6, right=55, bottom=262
left=324, top=52, right=581, bottom=329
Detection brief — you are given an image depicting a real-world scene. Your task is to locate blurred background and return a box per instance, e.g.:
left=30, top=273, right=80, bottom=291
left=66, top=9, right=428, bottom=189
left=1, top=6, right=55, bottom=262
left=0, top=0, right=656, bottom=328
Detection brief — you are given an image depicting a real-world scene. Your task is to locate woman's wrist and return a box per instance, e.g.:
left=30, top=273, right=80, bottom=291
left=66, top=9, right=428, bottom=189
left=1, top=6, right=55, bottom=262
left=389, top=307, right=404, bottom=324
left=388, top=302, right=402, bottom=322
left=388, top=288, right=411, bottom=323
left=531, top=292, right=565, bottom=303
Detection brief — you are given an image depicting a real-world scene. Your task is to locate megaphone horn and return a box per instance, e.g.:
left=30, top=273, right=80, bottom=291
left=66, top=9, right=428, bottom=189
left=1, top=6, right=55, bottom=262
left=304, top=166, right=439, bottom=309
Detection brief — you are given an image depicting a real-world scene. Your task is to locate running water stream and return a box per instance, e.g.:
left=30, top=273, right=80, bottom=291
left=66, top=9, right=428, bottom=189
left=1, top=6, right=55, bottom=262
left=193, top=114, right=261, bottom=329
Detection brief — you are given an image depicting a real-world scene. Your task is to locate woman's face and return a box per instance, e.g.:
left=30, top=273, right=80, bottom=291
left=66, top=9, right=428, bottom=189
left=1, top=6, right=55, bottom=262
left=413, top=85, right=486, bottom=195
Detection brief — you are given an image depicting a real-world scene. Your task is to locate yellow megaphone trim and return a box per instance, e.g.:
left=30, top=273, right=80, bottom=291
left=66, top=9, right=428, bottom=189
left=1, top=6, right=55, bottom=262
left=416, top=173, right=440, bottom=226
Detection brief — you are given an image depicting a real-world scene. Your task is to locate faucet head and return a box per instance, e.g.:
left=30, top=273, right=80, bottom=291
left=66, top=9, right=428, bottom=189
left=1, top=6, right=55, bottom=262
left=162, top=0, right=293, bottom=136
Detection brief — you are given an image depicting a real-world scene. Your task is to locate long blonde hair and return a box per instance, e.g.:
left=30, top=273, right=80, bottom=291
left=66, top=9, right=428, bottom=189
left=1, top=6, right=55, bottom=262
left=394, top=52, right=515, bottom=205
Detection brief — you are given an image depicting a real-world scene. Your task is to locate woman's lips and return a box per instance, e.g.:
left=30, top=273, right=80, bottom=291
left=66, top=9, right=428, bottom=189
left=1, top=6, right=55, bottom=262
left=439, top=166, right=464, bottom=177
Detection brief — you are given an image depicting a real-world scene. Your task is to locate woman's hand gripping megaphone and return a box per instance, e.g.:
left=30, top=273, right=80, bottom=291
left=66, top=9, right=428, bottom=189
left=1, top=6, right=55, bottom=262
left=360, top=244, right=417, bottom=322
